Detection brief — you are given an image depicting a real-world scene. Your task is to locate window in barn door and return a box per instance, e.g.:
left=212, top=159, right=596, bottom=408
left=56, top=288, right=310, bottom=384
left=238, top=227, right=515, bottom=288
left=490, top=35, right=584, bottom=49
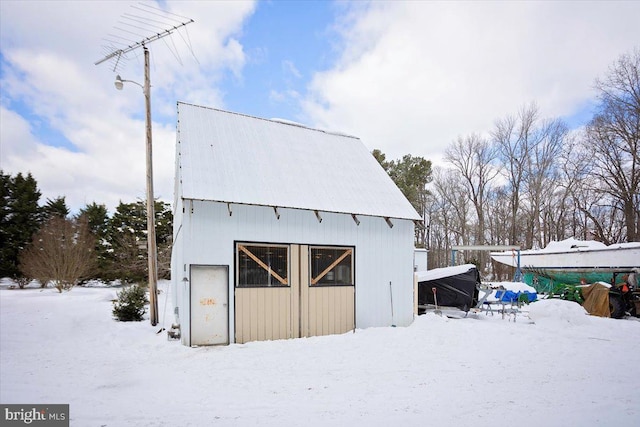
left=310, top=246, right=354, bottom=286
left=236, top=243, right=289, bottom=287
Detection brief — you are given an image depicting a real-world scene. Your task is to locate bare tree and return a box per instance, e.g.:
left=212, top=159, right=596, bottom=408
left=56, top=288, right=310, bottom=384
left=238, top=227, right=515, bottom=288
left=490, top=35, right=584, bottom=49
left=522, top=118, right=568, bottom=248
left=19, top=216, right=96, bottom=292
left=584, top=48, right=640, bottom=241
left=444, top=133, right=499, bottom=265
left=491, top=103, right=540, bottom=245
left=429, top=167, right=471, bottom=266
left=485, top=186, right=514, bottom=279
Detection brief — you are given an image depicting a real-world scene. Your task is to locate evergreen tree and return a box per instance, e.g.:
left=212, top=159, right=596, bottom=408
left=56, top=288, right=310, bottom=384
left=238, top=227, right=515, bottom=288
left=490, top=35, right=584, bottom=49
left=0, top=171, right=13, bottom=276
left=42, top=196, right=70, bottom=220
left=78, top=202, right=110, bottom=279
left=104, top=201, right=147, bottom=282
left=0, top=172, right=42, bottom=278
left=79, top=202, right=109, bottom=237
left=104, top=199, right=173, bottom=282
left=372, top=152, right=432, bottom=246
left=154, top=200, right=173, bottom=279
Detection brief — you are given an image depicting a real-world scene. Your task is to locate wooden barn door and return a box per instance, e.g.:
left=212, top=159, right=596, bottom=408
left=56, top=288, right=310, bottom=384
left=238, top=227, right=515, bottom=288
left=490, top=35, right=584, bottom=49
left=234, top=243, right=354, bottom=343
left=235, top=244, right=295, bottom=344
left=299, top=245, right=355, bottom=338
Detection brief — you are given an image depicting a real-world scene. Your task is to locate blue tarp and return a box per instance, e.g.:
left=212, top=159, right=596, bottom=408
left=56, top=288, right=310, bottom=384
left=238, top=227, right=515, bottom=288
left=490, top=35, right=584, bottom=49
left=495, top=290, right=537, bottom=303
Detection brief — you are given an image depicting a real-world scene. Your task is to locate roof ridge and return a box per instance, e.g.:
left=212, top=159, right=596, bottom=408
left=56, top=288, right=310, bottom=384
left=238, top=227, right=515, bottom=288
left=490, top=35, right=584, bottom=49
left=177, top=101, right=359, bottom=139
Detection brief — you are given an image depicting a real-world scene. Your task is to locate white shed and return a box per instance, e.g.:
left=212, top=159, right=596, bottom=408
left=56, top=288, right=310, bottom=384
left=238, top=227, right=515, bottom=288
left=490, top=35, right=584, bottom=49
left=170, top=102, right=421, bottom=346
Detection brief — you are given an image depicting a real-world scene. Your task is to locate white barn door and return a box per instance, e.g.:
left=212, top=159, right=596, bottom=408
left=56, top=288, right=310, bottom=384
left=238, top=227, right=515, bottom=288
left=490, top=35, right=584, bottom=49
left=190, top=265, right=229, bottom=345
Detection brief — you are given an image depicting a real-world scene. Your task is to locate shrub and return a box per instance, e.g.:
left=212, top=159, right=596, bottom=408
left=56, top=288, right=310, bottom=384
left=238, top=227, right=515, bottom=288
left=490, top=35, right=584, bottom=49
left=112, top=284, right=148, bottom=321
left=19, top=216, right=96, bottom=293
left=14, top=276, right=32, bottom=289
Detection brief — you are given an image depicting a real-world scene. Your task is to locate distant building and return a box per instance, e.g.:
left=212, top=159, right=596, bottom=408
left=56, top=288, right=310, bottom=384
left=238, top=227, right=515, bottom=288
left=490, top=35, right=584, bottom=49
left=414, top=248, right=428, bottom=272
left=171, top=102, right=421, bottom=346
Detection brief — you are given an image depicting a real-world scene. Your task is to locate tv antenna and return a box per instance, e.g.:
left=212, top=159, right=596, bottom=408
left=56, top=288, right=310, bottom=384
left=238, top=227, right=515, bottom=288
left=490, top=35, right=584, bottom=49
left=95, top=3, right=194, bottom=327
left=95, top=2, right=195, bottom=71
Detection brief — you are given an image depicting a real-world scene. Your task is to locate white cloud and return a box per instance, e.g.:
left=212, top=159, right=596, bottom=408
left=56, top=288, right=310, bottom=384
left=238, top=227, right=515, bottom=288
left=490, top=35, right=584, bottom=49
left=282, top=60, right=302, bottom=79
left=302, top=1, right=640, bottom=162
left=0, top=0, right=256, bottom=213
left=2, top=0, right=638, bottom=214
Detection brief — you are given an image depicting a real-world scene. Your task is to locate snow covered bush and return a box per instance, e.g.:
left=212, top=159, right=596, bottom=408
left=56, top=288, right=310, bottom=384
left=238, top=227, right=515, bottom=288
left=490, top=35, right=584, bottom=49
left=112, top=284, right=148, bottom=322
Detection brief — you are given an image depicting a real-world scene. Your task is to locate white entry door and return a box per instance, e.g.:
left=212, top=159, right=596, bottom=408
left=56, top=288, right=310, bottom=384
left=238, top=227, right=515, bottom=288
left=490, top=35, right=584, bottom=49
left=190, top=265, right=229, bottom=345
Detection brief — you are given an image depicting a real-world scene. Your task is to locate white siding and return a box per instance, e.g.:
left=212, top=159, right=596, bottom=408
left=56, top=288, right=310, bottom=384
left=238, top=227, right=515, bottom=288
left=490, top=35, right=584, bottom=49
left=172, top=200, right=415, bottom=343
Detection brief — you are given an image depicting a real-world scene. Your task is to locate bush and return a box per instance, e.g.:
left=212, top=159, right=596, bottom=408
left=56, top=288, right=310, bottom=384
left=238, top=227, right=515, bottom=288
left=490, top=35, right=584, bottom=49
left=112, top=284, right=148, bottom=321
left=19, top=216, right=96, bottom=293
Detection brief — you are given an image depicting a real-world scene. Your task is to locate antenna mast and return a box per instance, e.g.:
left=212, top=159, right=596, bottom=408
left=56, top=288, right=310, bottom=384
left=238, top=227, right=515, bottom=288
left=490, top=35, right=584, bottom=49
left=95, top=5, right=194, bottom=327
left=94, top=18, right=194, bottom=67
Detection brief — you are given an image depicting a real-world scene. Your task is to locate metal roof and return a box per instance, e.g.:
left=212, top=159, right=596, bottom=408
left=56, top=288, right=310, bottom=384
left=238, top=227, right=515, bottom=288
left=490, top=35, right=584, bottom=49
left=176, top=102, right=421, bottom=221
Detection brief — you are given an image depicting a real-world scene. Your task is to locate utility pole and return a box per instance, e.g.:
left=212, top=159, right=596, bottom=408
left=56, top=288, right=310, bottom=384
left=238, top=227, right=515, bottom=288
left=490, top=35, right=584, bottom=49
left=95, top=6, right=193, bottom=326
left=142, top=44, right=159, bottom=326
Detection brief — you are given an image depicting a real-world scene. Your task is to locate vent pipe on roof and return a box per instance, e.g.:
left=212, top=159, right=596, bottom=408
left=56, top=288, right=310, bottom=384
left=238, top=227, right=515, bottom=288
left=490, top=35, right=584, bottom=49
left=273, top=206, right=280, bottom=220
left=314, top=210, right=323, bottom=223
left=385, top=217, right=394, bottom=229
left=351, top=214, right=360, bottom=226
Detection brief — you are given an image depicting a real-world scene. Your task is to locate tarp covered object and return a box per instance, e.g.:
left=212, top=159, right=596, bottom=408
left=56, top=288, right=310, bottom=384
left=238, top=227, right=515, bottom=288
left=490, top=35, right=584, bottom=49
left=581, top=283, right=610, bottom=317
left=417, top=264, right=480, bottom=311
left=495, top=289, right=537, bottom=303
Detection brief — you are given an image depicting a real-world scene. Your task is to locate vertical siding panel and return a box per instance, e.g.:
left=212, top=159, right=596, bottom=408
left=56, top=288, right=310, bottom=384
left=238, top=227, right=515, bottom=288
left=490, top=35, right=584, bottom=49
left=339, top=288, right=345, bottom=333
left=337, top=288, right=344, bottom=334
left=250, top=288, right=258, bottom=342
left=328, top=287, right=336, bottom=334
left=290, top=245, right=299, bottom=339
left=274, top=288, right=281, bottom=340
left=313, top=289, right=319, bottom=337
left=331, top=287, right=338, bottom=334
left=317, top=289, right=324, bottom=336
left=340, top=287, right=347, bottom=333
left=283, top=287, right=290, bottom=340
left=237, top=289, right=249, bottom=344
left=308, top=289, right=314, bottom=336
left=339, top=287, right=343, bottom=333
left=265, top=290, right=271, bottom=340
left=273, top=289, right=279, bottom=340
left=234, top=290, right=241, bottom=344
left=263, top=290, right=271, bottom=341
left=341, top=288, right=348, bottom=333
left=240, top=290, right=247, bottom=344
left=311, top=289, right=318, bottom=336
left=301, top=245, right=309, bottom=337
left=274, top=289, right=280, bottom=340
left=233, top=290, right=238, bottom=344
left=242, top=289, right=249, bottom=343
left=286, top=287, right=292, bottom=339
left=321, top=288, right=329, bottom=335
left=349, top=287, right=355, bottom=330
left=236, top=290, right=242, bottom=344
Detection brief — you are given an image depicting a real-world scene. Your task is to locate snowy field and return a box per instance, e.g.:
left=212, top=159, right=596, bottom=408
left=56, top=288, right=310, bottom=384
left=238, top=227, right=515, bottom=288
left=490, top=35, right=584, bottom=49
left=1, top=279, right=639, bottom=427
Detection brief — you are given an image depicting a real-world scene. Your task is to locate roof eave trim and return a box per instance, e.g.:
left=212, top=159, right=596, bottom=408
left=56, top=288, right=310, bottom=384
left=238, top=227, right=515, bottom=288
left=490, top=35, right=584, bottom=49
left=180, top=197, right=422, bottom=222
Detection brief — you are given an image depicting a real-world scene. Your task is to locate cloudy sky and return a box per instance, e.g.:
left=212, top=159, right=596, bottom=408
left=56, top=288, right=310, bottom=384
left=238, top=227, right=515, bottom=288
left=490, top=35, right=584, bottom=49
left=1, top=0, right=639, bottom=213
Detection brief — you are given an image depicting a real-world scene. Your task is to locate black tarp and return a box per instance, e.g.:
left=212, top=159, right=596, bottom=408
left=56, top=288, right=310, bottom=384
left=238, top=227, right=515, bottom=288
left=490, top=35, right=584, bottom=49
left=417, top=264, right=480, bottom=312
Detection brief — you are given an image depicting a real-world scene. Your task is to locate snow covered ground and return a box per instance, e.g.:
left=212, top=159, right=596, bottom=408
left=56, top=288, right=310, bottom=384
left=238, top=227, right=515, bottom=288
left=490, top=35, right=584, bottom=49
left=1, top=279, right=639, bottom=426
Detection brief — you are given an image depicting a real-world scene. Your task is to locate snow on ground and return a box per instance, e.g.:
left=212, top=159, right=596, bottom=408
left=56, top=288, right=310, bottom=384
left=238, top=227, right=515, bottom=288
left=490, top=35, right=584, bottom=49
left=1, top=280, right=639, bottom=426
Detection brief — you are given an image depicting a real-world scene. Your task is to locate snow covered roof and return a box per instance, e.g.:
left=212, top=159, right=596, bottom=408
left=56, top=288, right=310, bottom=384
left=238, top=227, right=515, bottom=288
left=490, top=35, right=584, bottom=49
left=415, top=264, right=478, bottom=282
left=175, top=102, right=421, bottom=220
